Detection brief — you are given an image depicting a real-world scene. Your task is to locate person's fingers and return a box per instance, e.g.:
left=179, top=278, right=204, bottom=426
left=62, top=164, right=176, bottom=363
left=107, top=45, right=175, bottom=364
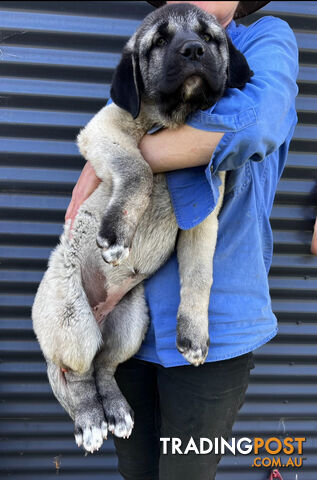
left=64, top=162, right=101, bottom=229
left=311, top=217, right=317, bottom=255
left=65, top=196, right=78, bottom=222
left=65, top=201, right=74, bottom=222
left=65, top=181, right=79, bottom=222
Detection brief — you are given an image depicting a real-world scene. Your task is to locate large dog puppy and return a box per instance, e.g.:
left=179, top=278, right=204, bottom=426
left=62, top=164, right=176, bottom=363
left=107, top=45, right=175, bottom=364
left=32, top=3, right=252, bottom=453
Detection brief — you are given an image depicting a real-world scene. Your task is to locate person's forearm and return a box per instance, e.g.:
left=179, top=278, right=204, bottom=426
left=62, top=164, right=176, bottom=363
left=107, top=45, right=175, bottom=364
left=139, top=124, right=224, bottom=173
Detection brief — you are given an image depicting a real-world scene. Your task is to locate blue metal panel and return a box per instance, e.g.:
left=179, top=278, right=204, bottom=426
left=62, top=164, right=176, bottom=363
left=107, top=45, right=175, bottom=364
left=0, top=1, right=316, bottom=479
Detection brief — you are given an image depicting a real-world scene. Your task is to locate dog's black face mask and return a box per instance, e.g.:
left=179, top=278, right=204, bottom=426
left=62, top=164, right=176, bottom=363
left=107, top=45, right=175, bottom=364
left=111, top=3, right=253, bottom=122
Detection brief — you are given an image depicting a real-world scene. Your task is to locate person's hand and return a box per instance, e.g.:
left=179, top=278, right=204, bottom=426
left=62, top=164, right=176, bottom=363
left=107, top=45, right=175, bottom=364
left=65, top=162, right=101, bottom=231
left=311, top=217, right=317, bottom=255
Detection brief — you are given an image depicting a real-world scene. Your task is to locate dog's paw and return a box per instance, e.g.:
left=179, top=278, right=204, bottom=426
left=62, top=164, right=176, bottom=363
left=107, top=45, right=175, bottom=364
left=96, top=235, right=130, bottom=266
left=74, top=408, right=108, bottom=453
left=176, top=332, right=210, bottom=367
left=102, top=396, right=134, bottom=439
left=176, top=314, right=210, bottom=366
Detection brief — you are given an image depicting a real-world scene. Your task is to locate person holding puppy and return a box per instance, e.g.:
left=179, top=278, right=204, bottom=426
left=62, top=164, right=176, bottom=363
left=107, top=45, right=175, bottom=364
left=66, top=1, right=299, bottom=479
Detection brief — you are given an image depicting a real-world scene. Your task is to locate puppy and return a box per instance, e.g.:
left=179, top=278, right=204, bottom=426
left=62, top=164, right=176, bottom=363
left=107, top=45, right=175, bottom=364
left=32, top=3, right=253, bottom=453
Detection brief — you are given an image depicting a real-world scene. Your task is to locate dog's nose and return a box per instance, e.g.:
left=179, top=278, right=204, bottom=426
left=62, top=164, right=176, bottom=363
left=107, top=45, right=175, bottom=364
left=180, top=41, right=205, bottom=60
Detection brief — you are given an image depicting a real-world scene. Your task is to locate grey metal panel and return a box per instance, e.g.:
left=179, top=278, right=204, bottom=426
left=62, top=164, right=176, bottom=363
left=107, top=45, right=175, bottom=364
left=0, top=1, right=316, bottom=479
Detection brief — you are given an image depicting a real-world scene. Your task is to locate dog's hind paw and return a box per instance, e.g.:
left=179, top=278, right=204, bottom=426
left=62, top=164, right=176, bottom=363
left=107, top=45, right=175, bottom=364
left=74, top=413, right=108, bottom=453
left=75, top=421, right=108, bottom=453
left=107, top=411, right=134, bottom=439
left=103, top=397, right=134, bottom=439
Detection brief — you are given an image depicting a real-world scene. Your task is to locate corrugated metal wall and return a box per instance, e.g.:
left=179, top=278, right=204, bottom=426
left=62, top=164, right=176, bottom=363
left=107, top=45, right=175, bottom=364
left=0, top=1, right=316, bottom=479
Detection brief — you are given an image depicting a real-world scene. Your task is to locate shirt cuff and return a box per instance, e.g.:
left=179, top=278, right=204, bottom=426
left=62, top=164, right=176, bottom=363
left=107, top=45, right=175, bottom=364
left=166, top=165, right=222, bottom=230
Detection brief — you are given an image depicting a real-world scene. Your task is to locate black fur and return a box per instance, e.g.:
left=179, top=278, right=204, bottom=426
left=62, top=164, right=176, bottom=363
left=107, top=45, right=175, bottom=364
left=226, top=36, right=254, bottom=89
left=110, top=50, right=144, bottom=119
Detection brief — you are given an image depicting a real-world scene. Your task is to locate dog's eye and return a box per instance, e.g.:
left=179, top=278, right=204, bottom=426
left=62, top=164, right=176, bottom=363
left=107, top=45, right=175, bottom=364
left=202, top=33, right=211, bottom=43
left=155, top=37, right=167, bottom=47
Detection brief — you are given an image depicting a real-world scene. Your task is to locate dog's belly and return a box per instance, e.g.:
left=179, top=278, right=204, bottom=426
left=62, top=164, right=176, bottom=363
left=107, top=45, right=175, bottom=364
left=91, top=278, right=135, bottom=323
left=81, top=254, right=142, bottom=323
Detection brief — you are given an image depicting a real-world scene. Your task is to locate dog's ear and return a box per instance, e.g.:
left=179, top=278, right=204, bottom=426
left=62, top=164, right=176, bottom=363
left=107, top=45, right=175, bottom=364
left=110, top=48, right=143, bottom=119
left=226, top=36, right=253, bottom=89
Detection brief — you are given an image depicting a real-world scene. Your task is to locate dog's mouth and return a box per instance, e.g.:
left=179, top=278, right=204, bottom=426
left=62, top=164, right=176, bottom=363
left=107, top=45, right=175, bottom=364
left=181, top=75, right=204, bottom=100
left=180, top=73, right=217, bottom=108
left=160, top=65, right=220, bottom=100
left=157, top=69, right=223, bottom=119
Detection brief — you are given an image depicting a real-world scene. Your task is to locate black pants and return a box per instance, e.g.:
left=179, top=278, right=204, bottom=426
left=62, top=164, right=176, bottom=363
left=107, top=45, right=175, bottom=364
left=113, top=352, right=254, bottom=480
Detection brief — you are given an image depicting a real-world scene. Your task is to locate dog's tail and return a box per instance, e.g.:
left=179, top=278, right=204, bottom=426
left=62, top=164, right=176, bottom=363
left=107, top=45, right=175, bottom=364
left=47, top=360, right=75, bottom=419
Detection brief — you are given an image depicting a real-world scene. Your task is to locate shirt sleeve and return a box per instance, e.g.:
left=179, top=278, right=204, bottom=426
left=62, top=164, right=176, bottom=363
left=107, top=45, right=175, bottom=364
left=166, top=16, right=299, bottom=229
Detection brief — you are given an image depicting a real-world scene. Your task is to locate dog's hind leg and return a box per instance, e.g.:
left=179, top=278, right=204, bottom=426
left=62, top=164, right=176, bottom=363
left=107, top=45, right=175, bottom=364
left=33, top=236, right=103, bottom=376
left=94, top=283, right=149, bottom=439
left=176, top=171, right=225, bottom=366
left=47, top=361, right=107, bottom=453
left=65, top=368, right=108, bottom=453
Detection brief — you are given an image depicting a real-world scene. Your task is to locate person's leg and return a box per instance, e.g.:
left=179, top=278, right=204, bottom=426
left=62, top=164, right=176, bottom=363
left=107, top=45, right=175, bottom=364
left=113, top=357, right=160, bottom=480
left=157, top=352, right=254, bottom=480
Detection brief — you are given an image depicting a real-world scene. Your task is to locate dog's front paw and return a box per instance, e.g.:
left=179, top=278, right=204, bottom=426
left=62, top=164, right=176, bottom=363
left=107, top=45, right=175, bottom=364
left=177, top=335, right=210, bottom=366
left=74, top=405, right=108, bottom=453
left=102, top=395, right=134, bottom=439
left=176, top=317, right=210, bottom=366
left=96, top=235, right=130, bottom=266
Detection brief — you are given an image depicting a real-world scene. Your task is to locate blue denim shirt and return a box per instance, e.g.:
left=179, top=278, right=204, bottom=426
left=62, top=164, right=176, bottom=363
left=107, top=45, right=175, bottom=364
left=112, top=16, right=299, bottom=367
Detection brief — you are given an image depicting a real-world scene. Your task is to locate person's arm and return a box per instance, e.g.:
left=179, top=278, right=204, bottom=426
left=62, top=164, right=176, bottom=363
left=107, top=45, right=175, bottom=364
left=139, top=126, right=224, bottom=173
left=65, top=126, right=224, bottom=226
left=65, top=125, right=223, bottom=226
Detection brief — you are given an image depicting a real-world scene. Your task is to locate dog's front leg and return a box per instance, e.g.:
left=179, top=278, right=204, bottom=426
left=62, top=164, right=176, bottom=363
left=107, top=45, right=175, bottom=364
left=77, top=104, right=153, bottom=266
left=176, top=172, right=225, bottom=366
